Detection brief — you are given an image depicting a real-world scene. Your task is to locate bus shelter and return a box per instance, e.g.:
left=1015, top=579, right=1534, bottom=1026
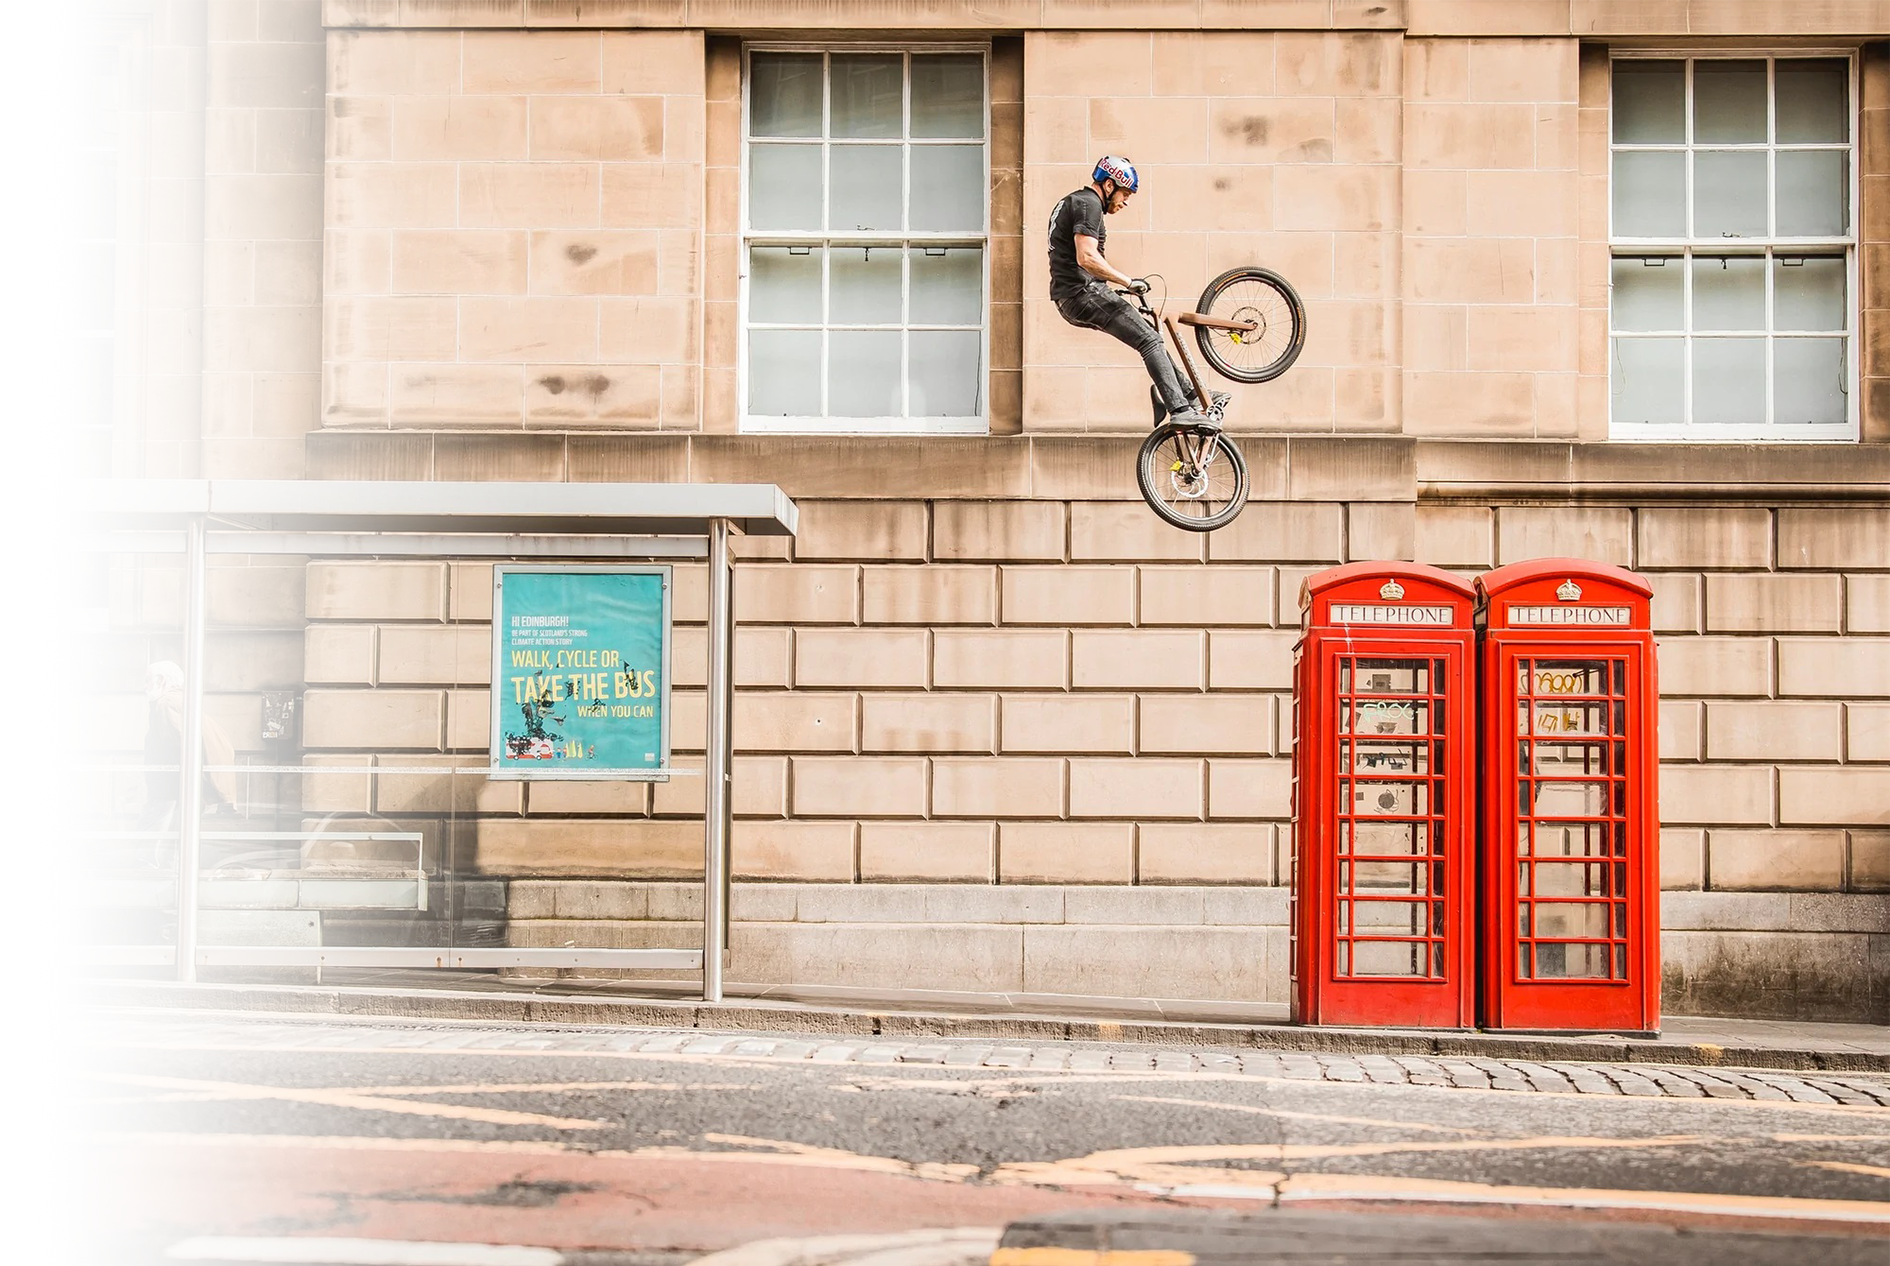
left=82, top=479, right=798, bottom=1003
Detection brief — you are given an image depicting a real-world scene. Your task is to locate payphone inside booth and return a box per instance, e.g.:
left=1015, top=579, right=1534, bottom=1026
left=1476, top=559, right=1660, bottom=1036
left=1292, top=563, right=1478, bottom=1029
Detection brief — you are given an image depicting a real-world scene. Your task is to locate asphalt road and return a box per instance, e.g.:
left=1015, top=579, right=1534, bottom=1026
left=74, top=1011, right=1890, bottom=1265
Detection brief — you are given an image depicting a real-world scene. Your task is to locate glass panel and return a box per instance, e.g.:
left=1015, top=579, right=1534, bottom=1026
left=1345, top=820, right=1430, bottom=858
left=1612, top=60, right=1684, bottom=143
left=1610, top=338, right=1683, bottom=426
left=1532, top=741, right=1612, bottom=776
left=46, top=340, right=111, bottom=428
left=748, top=246, right=822, bottom=324
left=910, top=145, right=984, bottom=232
left=1351, top=780, right=1430, bottom=816
left=829, top=329, right=902, bottom=416
left=1351, top=861, right=1430, bottom=895
left=1612, top=151, right=1685, bottom=236
left=750, top=52, right=823, bottom=138
left=1355, top=660, right=1431, bottom=693
left=1774, top=256, right=1847, bottom=330
left=909, top=329, right=982, bottom=417
left=748, top=329, right=822, bottom=415
left=748, top=144, right=823, bottom=231
left=1692, top=255, right=1766, bottom=330
left=911, top=53, right=984, bottom=138
left=910, top=247, right=983, bottom=324
left=1531, top=862, right=1614, bottom=899
left=1532, top=781, right=1609, bottom=816
left=1528, top=701, right=1611, bottom=737
left=829, top=245, right=902, bottom=324
left=1529, top=662, right=1610, bottom=696
left=52, top=153, right=116, bottom=240
left=1774, top=337, right=1848, bottom=426
left=1526, top=821, right=1612, bottom=859
left=1693, top=151, right=1768, bottom=238
left=1693, top=60, right=1768, bottom=143
left=1350, top=741, right=1428, bottom=775
left=1693, top=337, right=1767, bottom=425
left=1777, top=151, right=1849, bottom=237
left=1350, top=938, right=1431, bottom=977
left=1611, top=256, right=1682, bottom=330
left=829, top=145, right=903, bottom=231
left=1776, top=58, right=1849, bottom=143
left=1528, top=939, right=1616, bottom=979
left=48, top=243, right=112, bottom=332
left=831, top=53, right=903, bottom=139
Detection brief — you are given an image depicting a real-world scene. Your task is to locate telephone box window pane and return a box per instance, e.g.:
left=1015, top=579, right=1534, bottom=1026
left=1352, top=939, right=1428, bottom=977
left=1613, top=151, right=1685, bottom=236
left=1611, top=338, right=1684, bottom=426
left=1775, top=338, right=1848, bottom=425
left=1693, top=60, right=1768, bottom=143
left=749, top=145, right=824, bottom=231
left=829, top=145, right=902, bottom=231
left=1612, top=257, right=1682, bottom=330
left=909, top=145, right=984, bottom=231
left=1532, top=862, right=1611, bottom=899
left=911, top=54, right=985, bottom=138
left=1693, top=337, right=1767, bottom=425
left=1353, top=860, right=1428, bottom=895
left=1776, top=59, right=1849, bottom=143
left=1530, top=823, right=1610, bottom=859
left=909, top=330, right=982, bottom=417
left=1693, top=256, right=1766, bottom=330
left=748, top=330, right=822, bottom=415
left=1353, top=780, right=1429, bottom=816
left=909, top=247, right=983, bottom=324
left=829, top=246, right=902, bottom=324
left=1776, top=151, right=1849, bottom=237
left=1352, top=741, right=1427, bottom=775
left=1347, top=820, right=1428, bottom=857
left=748, top=247, right=823, bottom=324
left=1533, top=781, right=1609, bottom=816
left=1693, top=151, right=1768, bottom=238
left=750, top=53, right=823, bottom=137
left=1532, top=941, right=1614, bottom=979
left=831, top=53, right=903, bottom=139
left=828, top=330, right=902, bottom=416
left=1613, top=60, right=1684, bottom=142
left=1774, top=256, right=1846, bottom=330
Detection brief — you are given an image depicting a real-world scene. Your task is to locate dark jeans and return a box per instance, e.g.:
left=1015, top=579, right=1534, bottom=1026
left=1055, top=284, right=1193, bottom=414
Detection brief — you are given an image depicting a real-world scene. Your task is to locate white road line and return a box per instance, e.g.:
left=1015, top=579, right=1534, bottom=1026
left=163, top=1236, right=563, bottom=1264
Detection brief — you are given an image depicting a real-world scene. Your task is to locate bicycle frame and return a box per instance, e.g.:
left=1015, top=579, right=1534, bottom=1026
left=1128, top=289, right=1253, bottom=476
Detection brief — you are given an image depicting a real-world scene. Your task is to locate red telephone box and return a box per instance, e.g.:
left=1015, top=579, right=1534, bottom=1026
left=1292, top=563, right=1477, bottom=1028
left=1477, top=560, right=1660, bottom=1035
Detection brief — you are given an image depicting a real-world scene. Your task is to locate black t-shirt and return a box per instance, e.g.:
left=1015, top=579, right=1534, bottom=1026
left=1047, top=186, right=1105, bottom=301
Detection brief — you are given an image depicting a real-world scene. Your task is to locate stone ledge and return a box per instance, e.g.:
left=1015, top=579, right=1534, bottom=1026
left=1660, top=891, right=1890, bottom=935
left=1418, top=440, right=1890, bottom=503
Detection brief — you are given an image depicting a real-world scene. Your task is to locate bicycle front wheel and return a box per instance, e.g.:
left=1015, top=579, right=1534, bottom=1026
left=1194, top=266, right=1306, bottom=384
left=1137, top=424, right=1250, bottom=532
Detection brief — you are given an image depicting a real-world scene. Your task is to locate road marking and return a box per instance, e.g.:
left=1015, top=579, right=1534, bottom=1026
left=163, top=1236, right=562, bottom=1264
left=1110, top=1094, right=1483, bottom=1135
left=687, top=1228, right=1002, bottom=1265
left=990, top=1251, right=1194, bottom=1266
left=97, top=1073, right=604, bottom=1131
left=1805, top=1160, right=1890, bottom=1179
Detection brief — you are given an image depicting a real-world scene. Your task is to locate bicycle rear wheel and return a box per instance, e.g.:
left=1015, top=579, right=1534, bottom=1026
left=1137, top=424, right=1250, bottom=532
left=1194, top=266, right=1306, bottom=384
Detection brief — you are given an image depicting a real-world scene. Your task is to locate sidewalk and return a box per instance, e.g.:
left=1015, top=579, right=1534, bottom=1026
left=87, top=970, right=1890, bottom=1073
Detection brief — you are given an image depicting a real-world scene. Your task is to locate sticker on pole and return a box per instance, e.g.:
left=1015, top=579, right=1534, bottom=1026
left=489, top=565, right=671, bottom=781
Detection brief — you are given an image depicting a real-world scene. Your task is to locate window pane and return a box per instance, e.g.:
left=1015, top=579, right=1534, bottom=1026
left=748, top=145, right=822, bottom=230
left=1694, top=60, right=1768, bottom=143
left=910, top=246, right=982, bottom=324
left=830, top=245, right=902, bottom=324
left=1775, top=338, right=1847, bottom=425
left=830, top=144, right=902, bottom=231
left=1613, top=61, right=1684, bottom=143
left=1610, top=256, right=1681, bottom=331
left=1693, top=337, right=1767, bottom=425
left=1693, top=151, right=1767, bottom=237
left=829, top=330, right=902, bottom=416
left=749, top=246, right=822, bottom=324
left=1611, top=338, right=1683, bottom=426
left=52, top=153, right=116, bottom=240
left=1692, top=255, right=1765, bottom=331
left=1777, top=150, right=1849, bottom=237
left=749, top=329, right=822, bottom=415
left=832, top=53, right=902, bottom=139
left=910, top=330, right=982, bottom=416
left=910, top=144, right=984, bottom=231
left=49, top=243, right=114, bottom=332
left=1777, top=58, right=1849, bottom=143
left=1774, top=256, right=1846, bottom=331
left=912, top=54, right=984, bottom=138
left=750, top=53, right=822, bottom=138
left=1613, top=151, right=1685, bottom=236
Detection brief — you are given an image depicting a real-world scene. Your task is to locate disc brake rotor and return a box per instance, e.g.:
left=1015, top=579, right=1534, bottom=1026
left=1225, top=305, right=1266, bottom=347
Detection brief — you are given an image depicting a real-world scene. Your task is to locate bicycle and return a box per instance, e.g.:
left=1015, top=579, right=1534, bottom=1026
left=1121, top=267, right=1306, bottom=532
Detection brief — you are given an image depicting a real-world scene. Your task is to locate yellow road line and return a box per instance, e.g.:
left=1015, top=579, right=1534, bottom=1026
left=990, top=1251, right=1194, bottom=1266
left=95, top=1073, right=604, bottom=1131
left=1110, top=1094, right=1483, bottom=1136
left=1273, top=1171, right=1890, bottom=1224
left=1805, top=1160, right=1890, bottom=1180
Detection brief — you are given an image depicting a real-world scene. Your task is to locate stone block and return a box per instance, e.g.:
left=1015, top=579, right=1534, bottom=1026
left=1061, top=886, right=1206, bottom=926
left=1779, top=767, right=1890, bottom=826
left=1071, top=630, right=1204, bottom=690
left=449, top=563, right=494, bottom=622
left=458, top=162, right=601, bottom=230
left=863, top=566, right=997, bottom=625
left=1708, top=829, right=1846, bottom=892
left=446, top=690, right=489, bottom=751
left=328, top=163, right=459, bottom=230
left=601, top=30, right=707, bottom=97
left=1636, top=507, right=1772, bottom=570
left=1348, top=503, right=1417, bottom=563
left=1140, top=694, right=1273, bottom=755
left=1778, top=507, right=1890, bottom=569
left=734, top=821, right=855, bottom=882
left=1413, top=506, right=1494, bottom=568
left=1849, top=574, right=1890, bottom=634
left=526, top=780, right=648, bottom=815
left=934, top=629, right=1067, bottom=689
left=735, top=692, right=857, bottom=753
left=736, top=565, right=860, bottom=625
left=1779, top=638, right=1890, bottom=697
left=795, top=629, right=928, bottom=689
left=330, top=31, right=461, bottom=96
left=651, top=755, right=785, bottom=819
left=1137, top=566, right=1275, bottom=627
left=789, top=756, right=927, bottom=818
left=302, top=689, right=445, bottom=750
left=1849, top=703, right=1890, bottom=761
left=1660, top=827, right=1704, bottom=890
left=1495, top=506, right=1633, bottom=566
left=1706, top=573, right=1843, bottom=634
left=1021, top=926, right=1273, bottom=1003
left=1648, top=573, right=1702, bottom=634
left=933, top=757, right=1065, bottom=819
left=1853, top=831, right=1890, bottom=892
left=372, top=757, right=519, bottom=816
left=1658, top=763, right=1774, bottom=825
left=1705, top=701, right=1843, bottom=763
left=305, top=624, right=377, bottom=685
left=672, top=626, right=794, bottom=689
left=535, top=232, right=663, bottom=298
left=1660, top=927, right=1888, bottom=1023
left=935, top=501, right=1065, bottom=562
left=1207, top=759, right=1293, bottom=820
left=860, top=693, right=997, bottom=754
left=1139, top=823, right=1274, bottom=885
left=462, top=31, right=602, bottom=94
left=795, top=501, right=928, bottom=562
left=1205, top=501, right=1346, bottom=564
left=299, top=756, right=372, bottom=815
left=1069, top=757, right=1203, bottom=820
left=308, top=562, right=446, bottom=622
left=731, top=923, right=1025, bottom=994
left=1208, top=629, right=1298, bottom=690
left=1655, top=637, right=1772, bottom=697
left=530, top=96, right=665, bottom=162
left=390, top=96, right=527, bottom=162
left=1658, top=699, right=1700, bottom=761
left=377, top=624, right=490, bottom=686
left=1070, top=502, right=1206, bottom=562
left=999, top=822, right=1134, bottom=884
left=475, top=819, right=701, bottom=879
left=858, top=821, right=994, bottom=883
left=1000, top=694, right=1134, bottom=754
left=1000, top=566, right=1135, bottom=626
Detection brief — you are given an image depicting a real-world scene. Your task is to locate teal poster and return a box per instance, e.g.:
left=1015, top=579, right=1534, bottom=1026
left=490, top=566, right=671, bottom=780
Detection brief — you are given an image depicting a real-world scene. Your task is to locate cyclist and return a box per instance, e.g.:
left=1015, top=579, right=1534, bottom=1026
left=1047, top=155, right=1225, bottom=427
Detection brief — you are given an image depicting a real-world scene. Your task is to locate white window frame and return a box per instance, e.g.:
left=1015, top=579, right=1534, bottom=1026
left=739, top=43, right=992, bottom=436
left=1608, top=50, right=1859, bottom=442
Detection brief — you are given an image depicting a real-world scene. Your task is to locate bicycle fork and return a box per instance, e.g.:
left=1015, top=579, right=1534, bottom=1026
left=1162, top=313, right=1224, bottom=479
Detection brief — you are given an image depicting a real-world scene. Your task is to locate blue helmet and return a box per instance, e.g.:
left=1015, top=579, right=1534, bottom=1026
left=1092, top=154, right=1138, bottom=194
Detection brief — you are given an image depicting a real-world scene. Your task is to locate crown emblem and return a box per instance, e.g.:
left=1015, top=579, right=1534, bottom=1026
left=1378, top=579, right=1405, bottom=600
left=1556, top=579, right=1583, bottom=602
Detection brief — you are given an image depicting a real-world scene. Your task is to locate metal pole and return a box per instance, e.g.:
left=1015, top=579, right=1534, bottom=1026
left=176, top=516, right=207, bottom=983
left=703, top=517, right=735, bottom=1002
